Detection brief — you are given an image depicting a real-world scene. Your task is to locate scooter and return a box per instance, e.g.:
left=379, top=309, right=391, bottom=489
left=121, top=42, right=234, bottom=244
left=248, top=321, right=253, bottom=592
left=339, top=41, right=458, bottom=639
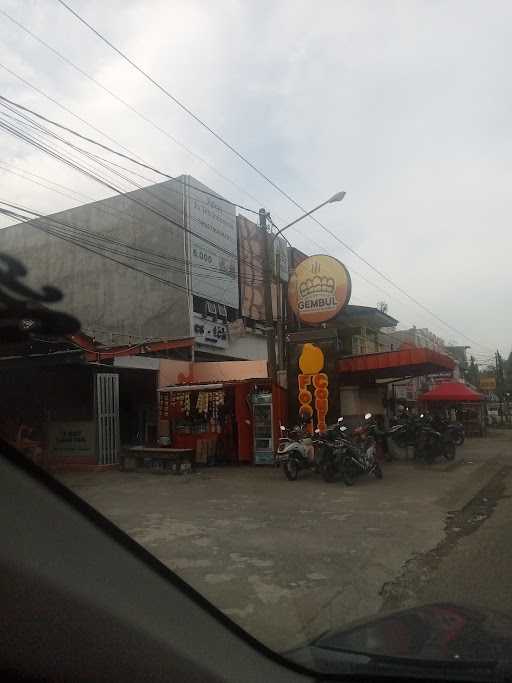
left=275, top=423, right=317, bottom=481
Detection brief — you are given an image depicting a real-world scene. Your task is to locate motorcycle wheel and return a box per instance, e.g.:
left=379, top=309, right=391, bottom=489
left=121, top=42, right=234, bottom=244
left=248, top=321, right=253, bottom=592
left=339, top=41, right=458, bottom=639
left=416, top=445, right=435, bottom=464
left=321, top=462, right=337, bottom=483
left=454, top=434, right=465, bottom=447
left=284, top=457, right=299, bottom=481
left=373, top=463, right=383, bottom=479
left=342, top=466, right=356, bottom=487
left=444, top=443, right=456, bottom=461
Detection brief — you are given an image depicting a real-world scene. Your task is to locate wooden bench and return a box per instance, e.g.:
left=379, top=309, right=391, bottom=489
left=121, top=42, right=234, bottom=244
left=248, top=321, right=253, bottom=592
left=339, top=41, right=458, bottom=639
left=120, top=447, right=195, bottom=474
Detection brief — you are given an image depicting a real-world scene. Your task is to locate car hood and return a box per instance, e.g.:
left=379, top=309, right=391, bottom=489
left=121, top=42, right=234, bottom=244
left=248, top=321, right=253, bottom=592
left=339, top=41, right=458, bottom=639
left=287, top=603, right=512, bottom=679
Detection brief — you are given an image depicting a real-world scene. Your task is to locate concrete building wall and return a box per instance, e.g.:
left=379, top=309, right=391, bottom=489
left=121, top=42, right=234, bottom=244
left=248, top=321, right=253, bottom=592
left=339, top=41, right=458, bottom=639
left=0, top=180, right=190, bottom=345
left=196, top=330, right=268, bottom=361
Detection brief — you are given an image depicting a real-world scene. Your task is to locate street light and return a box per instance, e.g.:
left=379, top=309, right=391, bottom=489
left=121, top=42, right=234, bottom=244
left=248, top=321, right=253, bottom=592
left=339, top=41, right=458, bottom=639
left=270, top=190, right=346, bottom=245
left=261, top=190, right=347, bottom=382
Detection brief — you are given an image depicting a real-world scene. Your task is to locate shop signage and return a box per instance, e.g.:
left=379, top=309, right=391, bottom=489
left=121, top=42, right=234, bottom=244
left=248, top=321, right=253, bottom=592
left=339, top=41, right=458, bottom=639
left=288, top=254, right=351, bottom=325
left=480, top=376, right=497, bottom=391
left=193, top=312, right=229, bottom=349
left=186, top=177, right=239, bottom=310
left=48, top=421, right=95, bottom=458
left=297, top=343, right=329, bottom=433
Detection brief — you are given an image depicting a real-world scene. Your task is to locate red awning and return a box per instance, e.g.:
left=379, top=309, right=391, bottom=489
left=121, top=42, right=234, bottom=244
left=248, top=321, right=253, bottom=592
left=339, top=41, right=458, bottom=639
left=418, top=381, right=484, bottom=402
left=338, top=348, right=455, bottom=381
left=68, top=333, right=194, bottom=362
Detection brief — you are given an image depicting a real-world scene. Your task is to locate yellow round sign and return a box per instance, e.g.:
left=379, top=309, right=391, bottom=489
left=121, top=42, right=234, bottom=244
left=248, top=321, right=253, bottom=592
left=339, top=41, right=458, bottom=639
left=288, top=255, right=351, bottom=325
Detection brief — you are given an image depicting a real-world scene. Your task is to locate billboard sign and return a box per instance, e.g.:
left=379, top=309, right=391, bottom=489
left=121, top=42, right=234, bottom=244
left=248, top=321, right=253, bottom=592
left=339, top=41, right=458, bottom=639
left=237, top=215, right=284, bottom=321
left=186, top=177, right=239, bottom=309
left=288, top=254, right=351, bottom=325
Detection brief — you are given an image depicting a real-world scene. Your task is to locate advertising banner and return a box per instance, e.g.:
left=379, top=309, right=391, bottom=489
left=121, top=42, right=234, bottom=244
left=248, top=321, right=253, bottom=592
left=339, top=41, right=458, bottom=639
left=238, top=214, right=266, bottom=321
left=288, top=254, right=351, bottom=325
left=237, top=215, right=288, bottom=321
left=186, top=177, right=239, bottom=309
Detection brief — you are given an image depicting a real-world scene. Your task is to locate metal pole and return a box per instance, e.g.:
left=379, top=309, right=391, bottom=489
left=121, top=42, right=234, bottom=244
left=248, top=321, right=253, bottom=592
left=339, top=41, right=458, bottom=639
left=260, top=209, right=276, bottom=382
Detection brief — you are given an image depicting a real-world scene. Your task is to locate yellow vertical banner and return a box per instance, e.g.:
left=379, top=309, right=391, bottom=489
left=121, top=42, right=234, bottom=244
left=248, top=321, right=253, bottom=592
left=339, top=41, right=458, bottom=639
left=297, top=343, right=329, bottom=432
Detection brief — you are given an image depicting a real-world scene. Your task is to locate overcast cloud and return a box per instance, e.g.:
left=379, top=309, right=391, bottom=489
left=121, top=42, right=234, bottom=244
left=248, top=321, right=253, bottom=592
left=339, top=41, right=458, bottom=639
left=0, top=0, right=509, bottom=359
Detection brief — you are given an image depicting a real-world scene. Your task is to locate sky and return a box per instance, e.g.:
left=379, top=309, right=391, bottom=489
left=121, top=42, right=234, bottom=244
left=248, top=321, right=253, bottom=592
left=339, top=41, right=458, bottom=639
left=0, top=0, right=509, bottom=361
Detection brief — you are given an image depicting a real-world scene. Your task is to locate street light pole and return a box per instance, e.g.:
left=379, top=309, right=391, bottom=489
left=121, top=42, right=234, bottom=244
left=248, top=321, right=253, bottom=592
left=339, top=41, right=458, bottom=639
left=260, top=208, right=277, bottom=378
left=262, top=190, right=346, bottom=384
left=270, top=191, right=346, bottom=247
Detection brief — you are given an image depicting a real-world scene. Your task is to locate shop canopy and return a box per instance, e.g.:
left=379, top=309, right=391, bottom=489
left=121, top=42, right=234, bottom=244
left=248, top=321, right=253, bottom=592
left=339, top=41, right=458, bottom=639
left=158, top=383, right=223, bottom=393
left=338, top=348, right=455, bottom=382
left=418, top=381, right=484, bottom=402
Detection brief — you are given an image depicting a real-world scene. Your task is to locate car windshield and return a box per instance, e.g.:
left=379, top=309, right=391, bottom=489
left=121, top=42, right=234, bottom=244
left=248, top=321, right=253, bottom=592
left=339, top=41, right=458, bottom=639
left=1, top=1, right=511, bottom=677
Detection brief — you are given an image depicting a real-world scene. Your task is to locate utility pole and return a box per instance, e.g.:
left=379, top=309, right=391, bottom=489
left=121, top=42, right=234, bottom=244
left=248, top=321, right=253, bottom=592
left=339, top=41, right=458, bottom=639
left=260, top=208, right=276, bottom=382
left=496, top=350, right=505, bottom=424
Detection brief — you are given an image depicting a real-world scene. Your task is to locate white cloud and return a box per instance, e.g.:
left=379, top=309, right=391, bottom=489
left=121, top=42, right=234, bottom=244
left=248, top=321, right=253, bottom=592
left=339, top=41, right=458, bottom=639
left=0, top=0, right=509, bottom=353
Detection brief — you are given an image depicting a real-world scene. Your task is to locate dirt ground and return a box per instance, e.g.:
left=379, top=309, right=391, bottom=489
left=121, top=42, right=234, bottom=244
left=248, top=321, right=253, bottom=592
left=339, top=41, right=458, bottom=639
left=58, top=431, right=511, bottom=652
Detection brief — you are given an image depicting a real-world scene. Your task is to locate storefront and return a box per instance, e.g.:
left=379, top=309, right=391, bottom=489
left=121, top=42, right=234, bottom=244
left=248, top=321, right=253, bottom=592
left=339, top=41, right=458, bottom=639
left=157, top=358, right=286, bottom=465
left=337, top=347, right=457, bottom=425
left=0, top=359, right=120, bottom=471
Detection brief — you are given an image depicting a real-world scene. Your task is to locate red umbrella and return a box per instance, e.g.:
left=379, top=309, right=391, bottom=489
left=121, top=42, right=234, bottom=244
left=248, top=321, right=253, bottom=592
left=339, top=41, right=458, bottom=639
left=418, top=381, right=484, bottom=402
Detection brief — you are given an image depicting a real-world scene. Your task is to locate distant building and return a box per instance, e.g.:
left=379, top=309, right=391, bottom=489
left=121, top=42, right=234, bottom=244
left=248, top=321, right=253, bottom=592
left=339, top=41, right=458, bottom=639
left=385, top=326, right=446, bottom=352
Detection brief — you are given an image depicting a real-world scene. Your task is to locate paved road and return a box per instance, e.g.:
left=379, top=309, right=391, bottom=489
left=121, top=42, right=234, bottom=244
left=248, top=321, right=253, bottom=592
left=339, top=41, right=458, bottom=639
left=59, top=430, right=512, bottom=652
left=388, top=452, right=512, bottom=616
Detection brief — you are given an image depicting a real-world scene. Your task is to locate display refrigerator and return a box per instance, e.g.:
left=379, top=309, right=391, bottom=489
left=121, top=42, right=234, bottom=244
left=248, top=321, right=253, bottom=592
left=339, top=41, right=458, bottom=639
left=251, top=392, right=274, bottom=465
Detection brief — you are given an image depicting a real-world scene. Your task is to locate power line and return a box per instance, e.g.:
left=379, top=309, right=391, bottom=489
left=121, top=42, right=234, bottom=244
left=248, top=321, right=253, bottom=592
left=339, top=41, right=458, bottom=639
left=0, top=205, right=193, bottom=296
left=0, top=13, right=493, bottom=351
left=0, top=198, right=271, bottom=285
left=0, top=107, right=477, bottom=344
left=0, top=97, right=441, bottom=310
left=56, top=0, right=493, bottom=353
left=0, top=8, right=435, bottom=331
left=0, top=8, right=269, bottom=217
left=0, top=108, right=260, bottom=274
left=0, top=61, right=138, bottom=159
left=0, top=92, right=257, bottom=215
left=0, top=162, right=90, bottom=204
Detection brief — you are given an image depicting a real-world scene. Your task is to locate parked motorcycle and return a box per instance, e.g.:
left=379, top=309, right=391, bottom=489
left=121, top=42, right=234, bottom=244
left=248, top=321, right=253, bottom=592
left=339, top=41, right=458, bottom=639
left=389, top=414, right=424, bottom=449
left=364, top=414, right=404, bottom=462
left=319, top=414, right=383, bottom=485
left=275, top=423, right=318, bottom=481
left=414, top=416, right=456, bottom=463
left=431, top=416, right=465, bottom=447
left=315, top=419, right=352, bottom=484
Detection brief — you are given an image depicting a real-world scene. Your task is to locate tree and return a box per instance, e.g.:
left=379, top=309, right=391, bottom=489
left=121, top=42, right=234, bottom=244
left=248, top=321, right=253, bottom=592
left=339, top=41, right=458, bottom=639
left=465, top=355, right=480, bottom=387
left=505, top=352, right=512, bottom=392
left=377, top=301, right=388, bottom=314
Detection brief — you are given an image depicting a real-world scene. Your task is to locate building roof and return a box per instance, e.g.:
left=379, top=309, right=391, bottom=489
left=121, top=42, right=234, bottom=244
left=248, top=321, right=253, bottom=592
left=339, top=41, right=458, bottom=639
left=68, top=333, right=194, bottom=362
left=329, top=305, right=399, bottom=329
left=338, top=348, right=455, bottom=381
